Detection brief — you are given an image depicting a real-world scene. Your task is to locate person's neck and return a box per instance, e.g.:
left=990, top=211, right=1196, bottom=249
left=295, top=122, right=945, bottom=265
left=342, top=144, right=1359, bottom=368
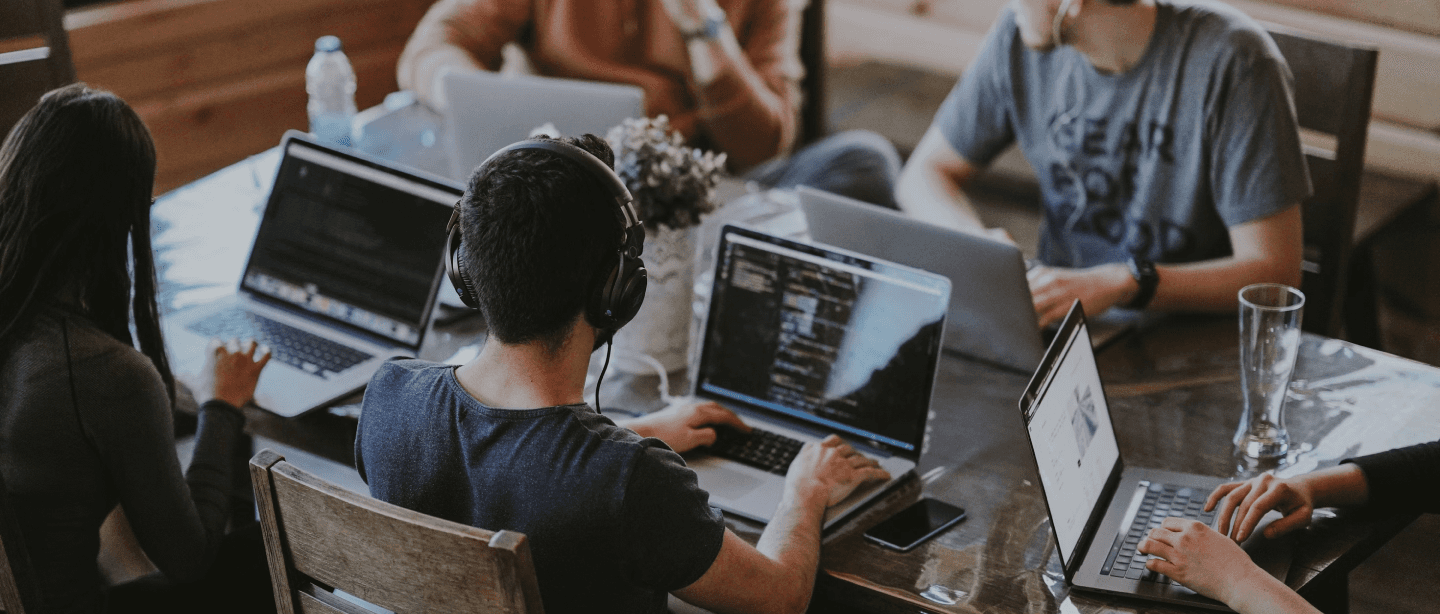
left=1069, top=0, right=1159, bottom=74
left=454, top=318, right=594, bottom=409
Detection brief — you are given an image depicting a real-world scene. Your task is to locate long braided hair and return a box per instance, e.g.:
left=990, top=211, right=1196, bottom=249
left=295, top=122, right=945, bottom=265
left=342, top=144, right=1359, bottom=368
left=0, top=84, right=174, bottom=403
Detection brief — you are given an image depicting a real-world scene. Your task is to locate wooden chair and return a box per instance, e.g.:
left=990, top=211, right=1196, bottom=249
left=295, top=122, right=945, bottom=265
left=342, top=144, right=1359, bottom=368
left=796, top=0, right=827, bottom=147
left=0, top=0, right=75, bottom=139
left=249, top=450, right=545, bottom=614
left=0, top=470, right=43, bottom=614
left=1265, top=26, right=1378, bottom=337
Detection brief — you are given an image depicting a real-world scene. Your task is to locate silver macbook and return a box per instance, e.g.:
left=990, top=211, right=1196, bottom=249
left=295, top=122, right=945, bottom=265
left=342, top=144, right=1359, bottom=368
left=800, top=186, right=1044, bottom=373
left=164, top=131, right=461, bottom=417
left=441, top=71, right=644, bottom=181
left=1019, top=301, right=1291, bottom=609
left=686, top=225, right=950, bottom=530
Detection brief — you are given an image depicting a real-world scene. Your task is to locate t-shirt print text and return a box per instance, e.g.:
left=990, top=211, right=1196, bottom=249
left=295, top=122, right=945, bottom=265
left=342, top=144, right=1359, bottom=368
left=1045, top=111, right=1193, bottom=260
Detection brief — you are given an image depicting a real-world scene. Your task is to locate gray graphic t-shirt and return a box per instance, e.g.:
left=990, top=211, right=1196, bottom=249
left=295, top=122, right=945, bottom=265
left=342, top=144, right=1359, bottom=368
left=937, top=0, right=1312, bottom=267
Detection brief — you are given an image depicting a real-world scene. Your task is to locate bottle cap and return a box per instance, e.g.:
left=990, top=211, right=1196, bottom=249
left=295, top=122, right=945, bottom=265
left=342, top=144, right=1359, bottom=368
left=315, top=36, right=342, bottom=53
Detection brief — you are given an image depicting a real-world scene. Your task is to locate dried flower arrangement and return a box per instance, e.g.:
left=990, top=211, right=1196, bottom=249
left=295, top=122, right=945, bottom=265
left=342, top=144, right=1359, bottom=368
left=606, top=115, right=727, bottom=231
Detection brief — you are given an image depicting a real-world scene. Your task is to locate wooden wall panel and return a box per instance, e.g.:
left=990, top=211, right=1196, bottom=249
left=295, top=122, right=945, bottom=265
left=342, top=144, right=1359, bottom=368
left=65, top=0, right=434, bottom=192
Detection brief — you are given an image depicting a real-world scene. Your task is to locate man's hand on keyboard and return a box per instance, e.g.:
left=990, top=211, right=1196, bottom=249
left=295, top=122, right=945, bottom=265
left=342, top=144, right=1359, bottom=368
left=620, top=399, right=749, bottom=453
left=785, top=435, right=891, bottom=508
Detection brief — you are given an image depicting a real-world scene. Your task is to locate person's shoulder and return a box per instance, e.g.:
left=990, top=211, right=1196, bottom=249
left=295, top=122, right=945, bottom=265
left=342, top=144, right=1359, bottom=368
left=565, top=408, right=684, bottom=469
left=990, top=4, right=1022, bottom=46
left=53, top=313, right=165, bottom=395
left=1166, top=0, right=1283, bottom=65
left=359, top=358, right=458, bottom=419
left=367, top=358, right=451, bottom=392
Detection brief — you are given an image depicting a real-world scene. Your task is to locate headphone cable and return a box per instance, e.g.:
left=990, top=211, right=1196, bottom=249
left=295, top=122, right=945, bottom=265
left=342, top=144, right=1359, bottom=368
left=594, top=337, right=613, bottom=415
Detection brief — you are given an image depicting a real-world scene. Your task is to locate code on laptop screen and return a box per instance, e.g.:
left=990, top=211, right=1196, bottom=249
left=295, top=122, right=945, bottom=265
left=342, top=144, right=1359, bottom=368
left=242, top=142, right=455, bottom=346
left=696, top=230, right=948, bottom=453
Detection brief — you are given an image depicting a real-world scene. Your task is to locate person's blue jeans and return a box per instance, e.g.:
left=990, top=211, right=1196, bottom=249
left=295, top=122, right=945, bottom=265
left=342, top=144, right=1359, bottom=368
left=744, top=129, right=901, bottom=209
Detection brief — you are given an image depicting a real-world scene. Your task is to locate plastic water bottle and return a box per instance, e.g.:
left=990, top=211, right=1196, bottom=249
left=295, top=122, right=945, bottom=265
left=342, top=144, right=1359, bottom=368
left=306, top=35, right=357, bottom=147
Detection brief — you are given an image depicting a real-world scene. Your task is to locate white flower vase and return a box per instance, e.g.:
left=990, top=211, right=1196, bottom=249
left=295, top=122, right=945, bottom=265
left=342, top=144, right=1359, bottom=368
left=610, top=223, right=698, bottom=374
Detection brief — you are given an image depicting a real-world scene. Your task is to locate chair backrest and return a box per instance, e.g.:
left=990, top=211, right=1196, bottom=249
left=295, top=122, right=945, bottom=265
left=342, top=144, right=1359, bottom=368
left=1265, top=26, right=1378, bottom=337
left=0, top=470, right=42, bottom=614
left=249, top=450, right=545, bottom=614
left=796, top=0, right=826, bottom=147
left=0, top=0, right=76, bottom=140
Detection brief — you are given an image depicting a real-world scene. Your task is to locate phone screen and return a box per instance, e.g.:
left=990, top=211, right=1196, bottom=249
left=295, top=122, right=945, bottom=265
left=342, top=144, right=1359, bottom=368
left=863, top=498, right=966, bottom=552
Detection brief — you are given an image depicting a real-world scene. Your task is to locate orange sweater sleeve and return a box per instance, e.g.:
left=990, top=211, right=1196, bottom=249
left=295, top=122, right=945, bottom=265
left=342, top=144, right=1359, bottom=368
left=692, top=0, right=803, bottom=169
left=397, top=0, right=533, bottom=106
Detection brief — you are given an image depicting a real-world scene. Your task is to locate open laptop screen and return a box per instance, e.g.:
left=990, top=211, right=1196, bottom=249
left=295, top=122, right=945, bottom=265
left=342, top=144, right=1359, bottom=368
left=1020, top=305, right=1122, bottom=568
left=241, top=140, right=458, bottom=347
left=695, top=227, right=949, bottom=455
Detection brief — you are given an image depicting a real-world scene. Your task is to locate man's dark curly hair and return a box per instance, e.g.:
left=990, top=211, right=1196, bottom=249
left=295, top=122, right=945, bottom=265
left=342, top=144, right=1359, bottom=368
left=460, top=134, right=621, bottom=352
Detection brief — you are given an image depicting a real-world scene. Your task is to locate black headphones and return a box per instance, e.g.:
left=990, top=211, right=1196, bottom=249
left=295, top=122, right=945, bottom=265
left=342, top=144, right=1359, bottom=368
left=445, top=139, right=648, bottom=342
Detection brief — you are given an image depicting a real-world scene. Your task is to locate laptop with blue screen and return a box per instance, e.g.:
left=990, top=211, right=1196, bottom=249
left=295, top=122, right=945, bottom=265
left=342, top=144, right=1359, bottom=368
left=685, top=225, right=950, bottom=529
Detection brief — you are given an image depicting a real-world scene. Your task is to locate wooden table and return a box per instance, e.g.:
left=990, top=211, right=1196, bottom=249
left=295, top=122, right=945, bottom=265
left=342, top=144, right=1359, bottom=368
left=155, top=146, right=1440, bottom=614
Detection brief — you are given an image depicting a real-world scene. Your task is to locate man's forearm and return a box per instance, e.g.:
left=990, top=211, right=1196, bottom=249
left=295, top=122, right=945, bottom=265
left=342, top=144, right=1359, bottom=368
left=683, top=30, right=796, bottom=168
left=894, top=127, right=987, bottom=234
left=752, top=487, right=827, bottom=613
left=1146, top=255, right=1298, bottom=312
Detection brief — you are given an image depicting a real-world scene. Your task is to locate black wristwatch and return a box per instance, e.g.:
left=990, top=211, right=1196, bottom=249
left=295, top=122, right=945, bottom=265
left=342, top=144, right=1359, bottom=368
left=1125, top=256, right=1159, bottom=310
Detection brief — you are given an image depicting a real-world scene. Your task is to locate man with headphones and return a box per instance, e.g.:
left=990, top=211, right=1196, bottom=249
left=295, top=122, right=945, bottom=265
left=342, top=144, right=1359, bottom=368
left=895, top=0, right=1311, bottom=327
left=354, top=135, right=889, bottom=614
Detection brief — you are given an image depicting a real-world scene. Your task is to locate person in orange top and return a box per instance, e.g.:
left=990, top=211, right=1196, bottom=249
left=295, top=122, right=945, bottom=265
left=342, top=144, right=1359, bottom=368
left=399, top=0, right=902, bottom=208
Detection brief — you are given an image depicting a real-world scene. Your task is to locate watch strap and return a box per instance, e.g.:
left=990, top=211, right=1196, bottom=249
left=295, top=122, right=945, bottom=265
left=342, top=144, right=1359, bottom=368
left=1125, top=257, right=1159, bottom=310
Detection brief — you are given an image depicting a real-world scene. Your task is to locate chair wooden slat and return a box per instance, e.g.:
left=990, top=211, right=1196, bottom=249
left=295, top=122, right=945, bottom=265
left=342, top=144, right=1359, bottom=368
left=250, top=450, right=544, bottom=614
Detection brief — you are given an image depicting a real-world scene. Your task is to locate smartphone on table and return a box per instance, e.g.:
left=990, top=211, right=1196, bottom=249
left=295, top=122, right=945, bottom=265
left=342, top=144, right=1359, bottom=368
left=863, top=498, right=966, bottom=552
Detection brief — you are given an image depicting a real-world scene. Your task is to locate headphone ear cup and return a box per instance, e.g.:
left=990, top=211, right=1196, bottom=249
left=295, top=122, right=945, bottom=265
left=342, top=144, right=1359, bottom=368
left=609, top=255, right=647, bottom=328
left=446, top=221, right=480, bottom=309
left=456, top=250, right=481, bottom=310
left=586, top=253, right=647, bottom=331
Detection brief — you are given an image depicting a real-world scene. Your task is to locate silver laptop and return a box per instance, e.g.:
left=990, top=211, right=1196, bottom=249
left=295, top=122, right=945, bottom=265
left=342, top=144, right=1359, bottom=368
left=442, top=71, right=644, bottom=181
left=686, top=225, right=950, bottom=530
left=800, top=186, right=1044, bottom=373
left=1019, top=301, right=1291, bottom=609
left=164, top=131, right=461, bottom=417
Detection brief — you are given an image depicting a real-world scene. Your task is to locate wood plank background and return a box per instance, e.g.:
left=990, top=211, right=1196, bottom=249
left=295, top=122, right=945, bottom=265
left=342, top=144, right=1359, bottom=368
left=64, top=0, right=433, bottom=192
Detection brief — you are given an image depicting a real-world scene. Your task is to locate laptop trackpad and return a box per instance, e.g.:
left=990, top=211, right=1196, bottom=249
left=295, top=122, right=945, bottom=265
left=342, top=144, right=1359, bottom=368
left=702, top=466, right=765, bottom=501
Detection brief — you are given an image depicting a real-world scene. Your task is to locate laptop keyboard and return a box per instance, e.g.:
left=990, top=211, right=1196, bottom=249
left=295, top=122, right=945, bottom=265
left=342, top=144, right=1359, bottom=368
left=188, top=309, right=373, bottom=378
left=1101, top=482, right=1217, bottom=583
left=708, top=426, right=806, bottom=476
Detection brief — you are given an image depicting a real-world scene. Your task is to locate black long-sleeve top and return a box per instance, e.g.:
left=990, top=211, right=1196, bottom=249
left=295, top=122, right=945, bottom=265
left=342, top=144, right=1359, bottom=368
left=1344, top=440, right=1440, bottom=513
left=0, top=311, right=244, bottom=613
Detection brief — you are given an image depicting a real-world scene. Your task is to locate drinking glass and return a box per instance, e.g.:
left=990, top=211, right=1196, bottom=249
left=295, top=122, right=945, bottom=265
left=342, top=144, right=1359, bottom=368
left=1235, top=283, right=1305, bottom=462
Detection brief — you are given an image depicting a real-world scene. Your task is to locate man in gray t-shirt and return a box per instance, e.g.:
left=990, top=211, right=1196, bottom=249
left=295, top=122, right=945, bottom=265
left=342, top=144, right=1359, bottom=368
left=896, top=0, right=1311, bottom=326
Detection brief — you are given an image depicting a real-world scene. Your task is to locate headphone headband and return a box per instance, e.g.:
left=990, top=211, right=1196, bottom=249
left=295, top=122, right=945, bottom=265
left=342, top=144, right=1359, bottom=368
left=445, top=138, right=648, bottom=342
left=476, top=139, right=642, bottom=249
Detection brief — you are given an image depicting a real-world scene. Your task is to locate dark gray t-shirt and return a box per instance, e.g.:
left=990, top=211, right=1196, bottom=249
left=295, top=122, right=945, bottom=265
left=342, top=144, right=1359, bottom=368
left=355, top=359, right=726, bottom=614
left=937, top=0, right=1312, bottom=267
